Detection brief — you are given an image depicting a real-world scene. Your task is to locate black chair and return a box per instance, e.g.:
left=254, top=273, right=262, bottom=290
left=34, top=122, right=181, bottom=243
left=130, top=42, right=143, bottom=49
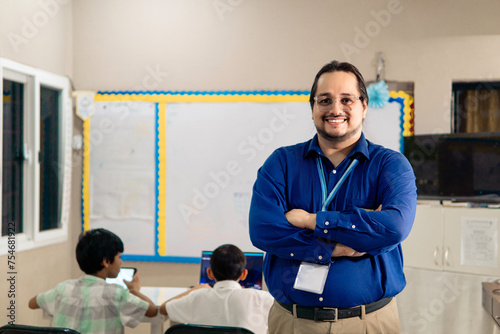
left=165, top=323, right=254, bottom=334
left=0, top=324, right=81, bottom=334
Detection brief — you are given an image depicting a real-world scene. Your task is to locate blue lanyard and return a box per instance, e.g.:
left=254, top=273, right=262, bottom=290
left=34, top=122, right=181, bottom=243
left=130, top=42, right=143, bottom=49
left=315, top=156, right=359, bottom=211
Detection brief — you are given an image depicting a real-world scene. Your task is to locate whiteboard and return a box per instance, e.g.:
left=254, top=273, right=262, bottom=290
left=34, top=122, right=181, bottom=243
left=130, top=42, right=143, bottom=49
left=88, top=102, right=157, bottom=256
left=82, top=91, right=413, bottom=262
left=165, top=102, right=315, bottom=258
left=363, top=101, right=403, bottom=152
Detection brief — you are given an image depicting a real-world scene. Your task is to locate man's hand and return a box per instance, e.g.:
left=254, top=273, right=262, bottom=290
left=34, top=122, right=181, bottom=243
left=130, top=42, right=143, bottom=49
left=285, top=209, right=316, bottom=230
left=332, top=243, right=366, bottom=257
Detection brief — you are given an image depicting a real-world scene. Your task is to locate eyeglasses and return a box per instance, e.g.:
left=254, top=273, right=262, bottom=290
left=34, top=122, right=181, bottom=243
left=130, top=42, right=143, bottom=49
left=314, top=95, right=362, bottom=112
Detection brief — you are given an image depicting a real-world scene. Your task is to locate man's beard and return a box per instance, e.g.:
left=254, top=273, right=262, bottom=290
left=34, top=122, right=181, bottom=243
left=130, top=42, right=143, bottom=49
left=316, top=121, right=362, bottom=144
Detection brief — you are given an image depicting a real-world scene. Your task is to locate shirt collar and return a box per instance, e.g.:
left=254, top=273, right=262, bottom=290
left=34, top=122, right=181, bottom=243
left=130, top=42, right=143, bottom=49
left=305, top=133, right=370, bottom=161
left=213, top=280, right=243, bottom=289
left=80, top=274, right=106, bottom=283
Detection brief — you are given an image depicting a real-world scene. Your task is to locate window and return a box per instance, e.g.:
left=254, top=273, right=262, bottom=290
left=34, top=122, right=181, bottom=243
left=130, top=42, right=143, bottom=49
left=0, top=58, right=72, bottom=254
left=2, top=79, right=24, bottom=235
left=453, top=81, right=500, bottom=133
left=40, top=86, right=63, bottom=231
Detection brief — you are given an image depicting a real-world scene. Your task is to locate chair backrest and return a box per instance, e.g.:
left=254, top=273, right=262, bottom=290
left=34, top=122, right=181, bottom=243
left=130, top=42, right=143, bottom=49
left=165, top=323, right=254, bottom=334
left=0, top=324, right=81, bottom=334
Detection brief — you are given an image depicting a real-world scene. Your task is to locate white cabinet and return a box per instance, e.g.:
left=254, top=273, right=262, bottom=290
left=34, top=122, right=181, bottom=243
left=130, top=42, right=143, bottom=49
left=402, top=204, right=500, bottom=275
left=403, top=205, right=444, bottom=270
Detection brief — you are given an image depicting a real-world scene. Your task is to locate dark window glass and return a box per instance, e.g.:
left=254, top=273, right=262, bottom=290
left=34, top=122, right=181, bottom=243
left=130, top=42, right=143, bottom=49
left=2, top=79, right=24, bottom=236
left=40, top=86, right=61, bottom=231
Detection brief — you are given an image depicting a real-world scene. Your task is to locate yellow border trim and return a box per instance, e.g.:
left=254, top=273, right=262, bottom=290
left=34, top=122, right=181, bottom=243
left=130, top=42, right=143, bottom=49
left=389, top=91, right=414, bottom=136
left=82, top=119, right=91, bottom=231
left=94, top=94, right=309, bottom=103
left=157, top=103, right=167, bottom=256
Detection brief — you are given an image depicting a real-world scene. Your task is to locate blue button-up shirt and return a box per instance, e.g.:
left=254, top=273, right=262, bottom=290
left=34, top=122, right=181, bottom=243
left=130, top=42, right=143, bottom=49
left=249, top=133, right=417, bottom=308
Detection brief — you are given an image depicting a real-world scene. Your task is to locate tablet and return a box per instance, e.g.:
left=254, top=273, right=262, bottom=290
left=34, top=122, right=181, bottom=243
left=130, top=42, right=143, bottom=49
left=105, top=267, right=136, bottom=289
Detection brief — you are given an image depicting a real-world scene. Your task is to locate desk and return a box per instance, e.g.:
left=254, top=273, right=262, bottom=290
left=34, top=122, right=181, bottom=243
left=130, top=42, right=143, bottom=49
left=140, top=286, right=189, bottom=334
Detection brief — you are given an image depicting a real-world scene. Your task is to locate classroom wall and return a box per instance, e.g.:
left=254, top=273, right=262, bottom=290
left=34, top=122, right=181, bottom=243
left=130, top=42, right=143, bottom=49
left=0, top=0, right=76, bottom=327
left=1, top=0, right=500, bottom=331
left=71, top=0, right=500, bottom=134
left=0, top=0, right=73, bottom=76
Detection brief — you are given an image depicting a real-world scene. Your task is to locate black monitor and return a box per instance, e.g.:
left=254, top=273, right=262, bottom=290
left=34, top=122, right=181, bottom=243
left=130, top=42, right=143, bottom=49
left=404, top=132, right=500, bottom=203
left=199, top=250, right=264, bottom=289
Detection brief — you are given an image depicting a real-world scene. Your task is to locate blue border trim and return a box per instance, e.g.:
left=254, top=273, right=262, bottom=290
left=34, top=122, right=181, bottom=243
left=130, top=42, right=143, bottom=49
left=122, top=254, right=200, bottom=263
left=81, top=132, right=85, bottom=233
left=97, top=90, right=311, bottom=96
left=388, top=96, right=405, bottom=153
left=154, top=103, right=160, bottom=257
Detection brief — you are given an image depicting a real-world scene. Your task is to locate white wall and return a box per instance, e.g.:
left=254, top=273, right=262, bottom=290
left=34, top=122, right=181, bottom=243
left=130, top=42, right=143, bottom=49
left=71, top=0, right=500, bottom=134
left=0, top=0, right=72, bottom=76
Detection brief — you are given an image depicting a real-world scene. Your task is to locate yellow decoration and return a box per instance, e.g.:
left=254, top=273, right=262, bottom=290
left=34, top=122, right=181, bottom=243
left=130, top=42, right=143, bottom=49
left=157, top=103, right=167, bottom=256
left=389, top=91, right=414, bottom=137
left=82, top=118, right=91, bottom=232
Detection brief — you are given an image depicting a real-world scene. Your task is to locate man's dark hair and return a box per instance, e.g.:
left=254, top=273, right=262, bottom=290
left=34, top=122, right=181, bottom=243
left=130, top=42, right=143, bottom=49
left=210, top=244, right=246, bottom=281
left=76, top=228, right=124, bottom=274
left=309, top=60, right=369, bottom=109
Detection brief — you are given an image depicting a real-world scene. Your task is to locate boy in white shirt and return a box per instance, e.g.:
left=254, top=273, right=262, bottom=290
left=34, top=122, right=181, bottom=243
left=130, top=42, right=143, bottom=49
left=161, top=244, right=273, bottom=334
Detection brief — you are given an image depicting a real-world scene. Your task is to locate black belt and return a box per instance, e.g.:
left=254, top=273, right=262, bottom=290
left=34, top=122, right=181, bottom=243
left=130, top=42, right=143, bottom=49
left=277, top=297, right=392, bottom=322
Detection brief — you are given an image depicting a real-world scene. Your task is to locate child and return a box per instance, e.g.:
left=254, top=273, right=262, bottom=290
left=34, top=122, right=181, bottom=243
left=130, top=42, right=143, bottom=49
left=29, top=228, right=157, bottom=334
left=160, top=244, right=273, bottom=334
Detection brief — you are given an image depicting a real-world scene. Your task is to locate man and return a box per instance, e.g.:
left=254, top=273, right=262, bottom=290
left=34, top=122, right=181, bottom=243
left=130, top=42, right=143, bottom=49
left=249, top=60, right=417, bottom=333
left=29, top=229, right=157, bottom=334
left=160, top=244, right=274, bottom=334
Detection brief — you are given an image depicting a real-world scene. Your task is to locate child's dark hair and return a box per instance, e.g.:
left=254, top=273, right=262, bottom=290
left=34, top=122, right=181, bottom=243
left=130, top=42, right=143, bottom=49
left=76, top=228, right=124, bottom=274
left=210, top=244, right=246, bottom=281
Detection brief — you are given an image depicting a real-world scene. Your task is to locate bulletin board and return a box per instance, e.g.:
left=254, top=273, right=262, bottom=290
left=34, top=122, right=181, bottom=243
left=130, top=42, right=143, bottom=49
left=364, top=91, right=414, bottom=152
left=81, top=90, right=413, bottom=263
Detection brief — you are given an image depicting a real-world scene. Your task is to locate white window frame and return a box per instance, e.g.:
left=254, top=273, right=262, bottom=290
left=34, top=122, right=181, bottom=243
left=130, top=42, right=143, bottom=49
left=0, top=57, right=72, bottom=254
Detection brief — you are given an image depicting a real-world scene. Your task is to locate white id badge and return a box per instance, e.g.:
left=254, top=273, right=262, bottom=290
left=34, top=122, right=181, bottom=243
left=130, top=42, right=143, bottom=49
left=293, top=261, right=330, bottom=294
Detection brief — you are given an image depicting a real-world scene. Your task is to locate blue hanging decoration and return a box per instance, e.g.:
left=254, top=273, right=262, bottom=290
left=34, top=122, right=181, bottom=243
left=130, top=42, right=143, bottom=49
left=367, top=80, right=390, bottom=109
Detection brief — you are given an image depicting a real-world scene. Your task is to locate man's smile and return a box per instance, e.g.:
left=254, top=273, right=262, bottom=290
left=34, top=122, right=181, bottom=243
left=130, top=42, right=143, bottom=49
left=323, top=116, right=348, bottom=124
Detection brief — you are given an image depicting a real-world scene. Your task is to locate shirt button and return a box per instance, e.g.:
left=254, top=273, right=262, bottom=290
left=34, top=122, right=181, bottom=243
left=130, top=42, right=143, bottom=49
left=352, top=225, right=356, bottom=229
left=323, top=229, right=328, bottom=234
left=325, top=221, right=330, bottom=226
left=319, top=297, right=323, bottom=302
left=332, top=170, right=337, bottom=174
left=290, top=253, right=294, bottom=257
left=318, top=255, right=323, bottom=260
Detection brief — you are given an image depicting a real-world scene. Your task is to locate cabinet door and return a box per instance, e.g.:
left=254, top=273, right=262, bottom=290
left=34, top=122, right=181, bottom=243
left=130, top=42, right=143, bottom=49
left=402, top=205, right=444, bottom=270
left=443, top=207, right=500, bottom=275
